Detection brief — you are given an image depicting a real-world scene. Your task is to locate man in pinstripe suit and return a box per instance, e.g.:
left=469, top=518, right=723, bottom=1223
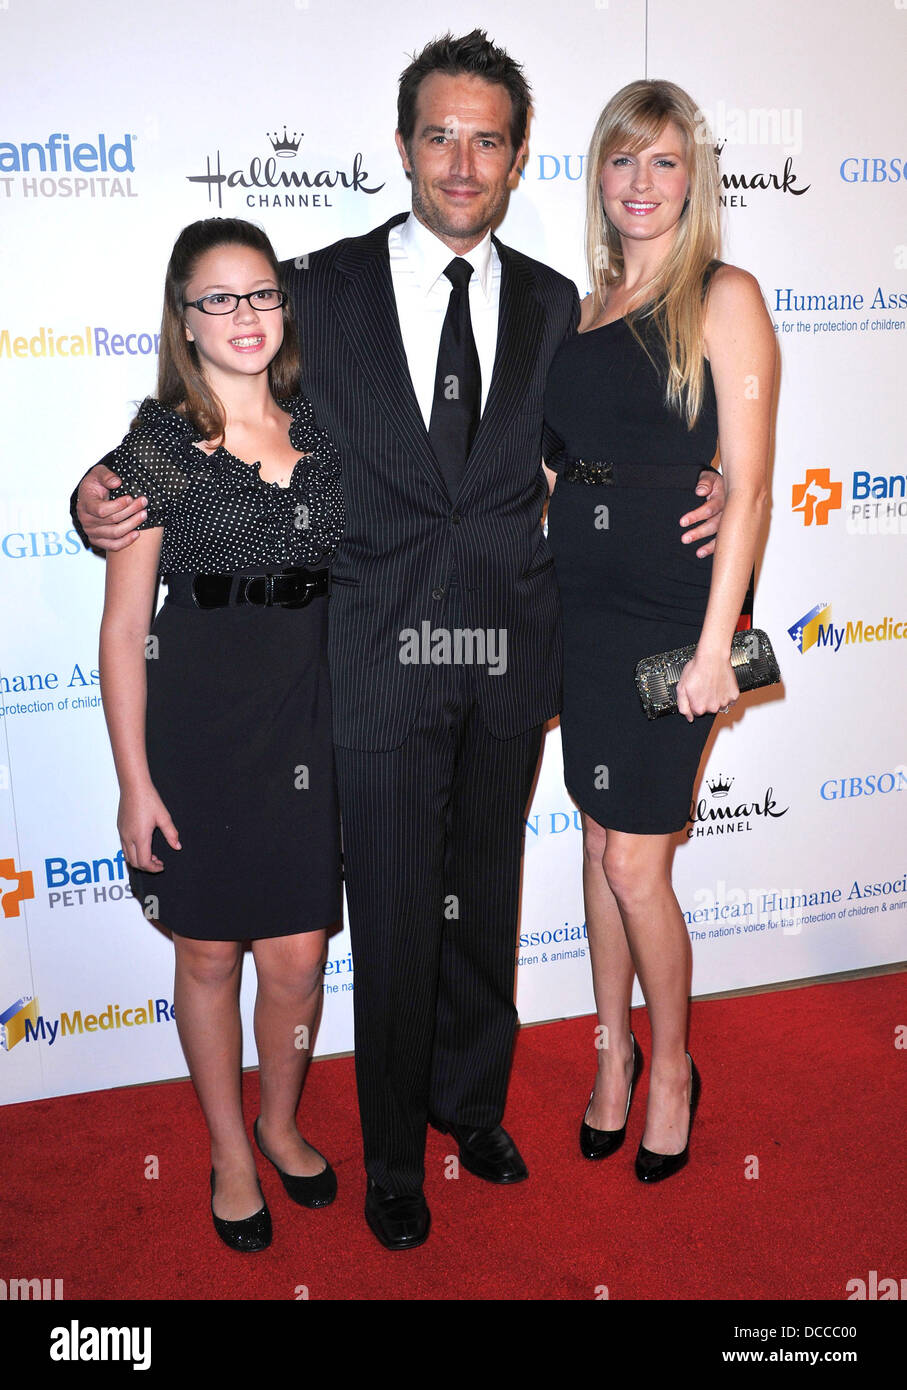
left=280, top=36, right=578, bottom=1249
left=75, top=31, right=723, bottom=1250
left=281, top=32, right=723, bottom=1249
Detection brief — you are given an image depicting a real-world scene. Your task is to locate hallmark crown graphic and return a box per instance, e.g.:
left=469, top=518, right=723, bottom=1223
left=707, top=775, right=734, bottom=798
left=267, top=126, right=302, bottom=157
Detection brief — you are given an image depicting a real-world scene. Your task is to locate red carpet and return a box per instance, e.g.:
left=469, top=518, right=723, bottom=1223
left=3, top=973, right=904, bottom=1301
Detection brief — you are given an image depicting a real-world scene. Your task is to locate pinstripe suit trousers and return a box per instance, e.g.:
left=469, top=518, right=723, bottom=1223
left=334, top=589, right=543, bottom=1194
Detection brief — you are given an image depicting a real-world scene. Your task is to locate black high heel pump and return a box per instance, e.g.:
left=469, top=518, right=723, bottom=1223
left=579, top=1033, right=643, bottom=1159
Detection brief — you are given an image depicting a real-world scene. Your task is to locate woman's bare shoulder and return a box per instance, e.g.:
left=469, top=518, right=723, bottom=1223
left=704, top=263, right=775, bottom=367
left=578, top=292, right=599, bottom=331
left=706, top=263, right=765, bottom=314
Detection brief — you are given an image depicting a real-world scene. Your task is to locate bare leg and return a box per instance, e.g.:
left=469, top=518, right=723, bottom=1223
left=581, top=813, right=637, bottom=1129
left=602, top=829, right=693, bottom=1154
left=172, top=932, right=261, bottom=1221
left=251, top=927, right=331, bottom=1177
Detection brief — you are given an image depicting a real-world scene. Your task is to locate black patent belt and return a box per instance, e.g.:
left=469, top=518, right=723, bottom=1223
left=165, top=567, right=329, bottom=610
left=561, top=458, right=718, bottom=489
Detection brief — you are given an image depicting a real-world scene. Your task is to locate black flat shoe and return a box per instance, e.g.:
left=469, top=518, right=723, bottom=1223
left=635, top=1053, right=701, bottom=1183
left=429, top=1118, right=528, bottom=1184
left=209, top=1168, right=272, bottom=1252
left=253, top=1117, right=337, bottom=1209
left=364, top=1180, right=430, bottom=1250
left=580, top=1032, right=643, bottom=1160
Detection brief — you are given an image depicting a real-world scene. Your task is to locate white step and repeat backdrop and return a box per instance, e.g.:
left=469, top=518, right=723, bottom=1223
left=2, top=0, right=905, bottom=1102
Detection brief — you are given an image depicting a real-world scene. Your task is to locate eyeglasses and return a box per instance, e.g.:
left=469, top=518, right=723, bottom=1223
left=183, top=289, right=288, bottom=315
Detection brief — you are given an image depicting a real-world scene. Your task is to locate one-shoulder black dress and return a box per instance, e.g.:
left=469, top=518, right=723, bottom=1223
left=544, top=311, right=719, bottom=834
left=106, top=394, right=345, bottom=939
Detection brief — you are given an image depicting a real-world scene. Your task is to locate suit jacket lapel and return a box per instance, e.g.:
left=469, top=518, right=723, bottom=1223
left=333, top=220, right=545, bottom=505
left=456, top=240, right=545, bottom=505
left=334, top=215, right=449, bottom=499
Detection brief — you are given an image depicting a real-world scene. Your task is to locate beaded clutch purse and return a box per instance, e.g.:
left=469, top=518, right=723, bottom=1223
left=635, top=629, right=781, bottom=719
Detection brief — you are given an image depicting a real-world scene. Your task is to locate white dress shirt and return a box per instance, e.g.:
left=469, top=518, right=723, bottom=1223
left=388, top=213, right=501, bottom=428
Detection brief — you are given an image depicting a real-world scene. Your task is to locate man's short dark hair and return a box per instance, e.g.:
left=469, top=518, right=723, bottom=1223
left=397, top=29, right=531, bottom=158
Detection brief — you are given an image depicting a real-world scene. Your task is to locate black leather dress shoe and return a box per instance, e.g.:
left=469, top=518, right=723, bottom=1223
left=253, top=1118, right=337, bottom=1209
left=430, top=1119, right=528, bottom=1184
left=364, top=1181, right=430, bottom=1250
left=579, top=1032, right=643, bottom=1160
left=635, top=1054, right=701, bottom=1183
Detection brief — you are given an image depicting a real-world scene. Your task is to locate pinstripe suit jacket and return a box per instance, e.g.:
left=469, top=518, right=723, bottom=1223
left=281, top=213, right=580, bottom=751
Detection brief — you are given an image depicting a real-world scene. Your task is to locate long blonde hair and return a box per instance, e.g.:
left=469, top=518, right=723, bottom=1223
left=585, top=80, right=721, bottom=427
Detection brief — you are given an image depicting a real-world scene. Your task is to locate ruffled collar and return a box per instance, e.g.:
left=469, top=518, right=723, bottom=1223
left=135, top=394, right=314, bottom=490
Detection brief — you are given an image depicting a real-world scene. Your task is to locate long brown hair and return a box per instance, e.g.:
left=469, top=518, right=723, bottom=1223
left=142, top=218, right=300, bottom=440
left=585, top=80, right=721, bottom=427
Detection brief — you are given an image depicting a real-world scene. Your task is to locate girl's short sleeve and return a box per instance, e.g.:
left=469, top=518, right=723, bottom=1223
left=106, top=417, right=193, bottom=530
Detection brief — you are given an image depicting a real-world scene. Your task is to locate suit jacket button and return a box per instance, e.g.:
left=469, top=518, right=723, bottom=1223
left=451, top=510, right=461, bottom=524
left=431, top=587, right=445, bottom=600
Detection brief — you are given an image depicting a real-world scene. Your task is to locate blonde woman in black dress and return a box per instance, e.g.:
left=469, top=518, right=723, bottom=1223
left=99, top=219, right=345, bottom=1248
left=544, top=82, right=774, bottom=1180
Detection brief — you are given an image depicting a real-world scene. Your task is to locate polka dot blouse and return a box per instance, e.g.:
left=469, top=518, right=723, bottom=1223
left=105, top=394, right=345, bottom=574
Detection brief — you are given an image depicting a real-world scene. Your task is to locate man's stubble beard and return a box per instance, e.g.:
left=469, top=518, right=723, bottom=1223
left=408, top=175, right=513, bottom=246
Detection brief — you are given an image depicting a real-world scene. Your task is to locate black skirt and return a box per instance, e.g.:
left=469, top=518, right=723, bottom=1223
left=128, top=587, right=341, bottom=940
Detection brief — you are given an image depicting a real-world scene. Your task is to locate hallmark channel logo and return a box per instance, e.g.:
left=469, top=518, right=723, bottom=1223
left=268, top=126, right=301, bottom=157
left=789, top=602, right=907, bottom=654
left=0, top=132, right=137, bottom=199
left=686, top=774, right=789, bottom=838
left=713, top=138, right=810, bottom=210
left=186, top=125, right=385, bottom=210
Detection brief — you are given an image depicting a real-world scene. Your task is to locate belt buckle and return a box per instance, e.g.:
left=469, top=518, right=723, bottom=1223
left=284, top=568, right=316, bottom=609
left=244, top=574, right=273, bottom=606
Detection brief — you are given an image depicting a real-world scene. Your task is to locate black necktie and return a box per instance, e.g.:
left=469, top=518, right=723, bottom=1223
left=428, top=258, right=481, bottom=498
